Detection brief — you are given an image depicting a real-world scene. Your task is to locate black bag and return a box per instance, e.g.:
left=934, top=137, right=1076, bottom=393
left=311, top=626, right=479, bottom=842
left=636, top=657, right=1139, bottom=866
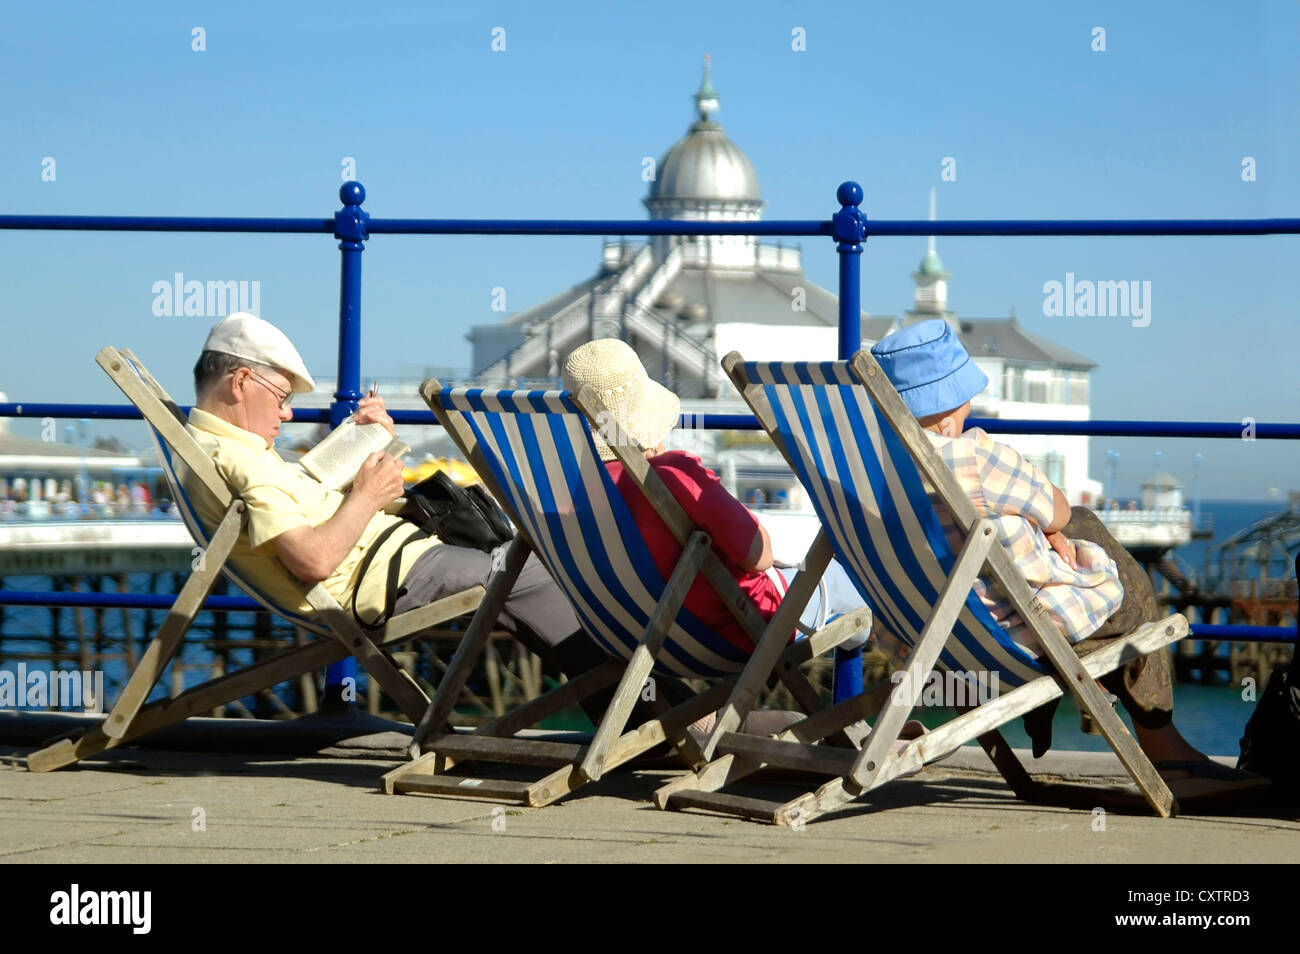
left=398, top=471, right=514, bottom=554
left=351, top=472, right=514, bottom=629
left=1238, top=667, right=1300, bottom=800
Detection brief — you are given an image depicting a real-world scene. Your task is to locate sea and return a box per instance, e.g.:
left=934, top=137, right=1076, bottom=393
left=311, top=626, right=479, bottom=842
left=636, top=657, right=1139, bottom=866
left=0, top=499, right=1292, bottom=756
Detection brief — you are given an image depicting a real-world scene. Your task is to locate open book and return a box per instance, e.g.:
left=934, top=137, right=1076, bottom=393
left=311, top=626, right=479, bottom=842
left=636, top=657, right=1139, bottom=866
left=298, top=416, right=410, bottom=492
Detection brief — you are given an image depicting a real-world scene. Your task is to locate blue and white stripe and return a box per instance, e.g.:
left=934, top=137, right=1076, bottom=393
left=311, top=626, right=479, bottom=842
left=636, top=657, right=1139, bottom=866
left=740, top=361, right=1049, bottom=689
left=439, top=387, right=753, bottom=678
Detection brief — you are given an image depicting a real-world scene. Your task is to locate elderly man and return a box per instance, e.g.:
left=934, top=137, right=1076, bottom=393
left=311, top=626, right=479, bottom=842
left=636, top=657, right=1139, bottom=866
left=182, top=312, right=595, bottom=680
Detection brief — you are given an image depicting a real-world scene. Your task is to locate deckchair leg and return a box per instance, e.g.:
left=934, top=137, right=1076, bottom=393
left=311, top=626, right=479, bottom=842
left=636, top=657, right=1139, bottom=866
left=847, top=523, right=995, bottom=794
left=101, top=502, right=243, bottom=740
left=978, top=554, right=1178, bottom=816
left=579, top=533, right=710, bottom=781
left=311, top=600, right=430, bottom=725
left=701, top=533, right=834, bottom=760
left=408, top=537, right=530, bottom=756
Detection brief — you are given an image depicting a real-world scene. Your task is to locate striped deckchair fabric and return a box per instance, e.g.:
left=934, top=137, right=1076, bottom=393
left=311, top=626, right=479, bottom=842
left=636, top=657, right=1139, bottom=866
left=26, top=347, right=484, bottom=774
left=435, top=387, right=749, bottom=679
left=655, top=349, right=1190, bottom=825
left=739, top=359, right=1048, bottom=689
left=382, top=377, right=871, bottom=808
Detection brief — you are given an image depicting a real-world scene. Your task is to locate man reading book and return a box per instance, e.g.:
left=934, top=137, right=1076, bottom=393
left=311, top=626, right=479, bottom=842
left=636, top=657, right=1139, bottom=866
left=181, top=313, right=592, bottom=677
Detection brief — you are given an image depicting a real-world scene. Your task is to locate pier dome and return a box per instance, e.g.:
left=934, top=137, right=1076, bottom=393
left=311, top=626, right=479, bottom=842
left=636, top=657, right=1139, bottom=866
left=644, top=57, right=764, bottom=221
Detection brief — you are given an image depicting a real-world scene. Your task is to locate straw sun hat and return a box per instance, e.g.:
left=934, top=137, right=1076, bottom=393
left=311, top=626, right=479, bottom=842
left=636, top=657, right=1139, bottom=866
left=562, top=339, right=680, bottom=461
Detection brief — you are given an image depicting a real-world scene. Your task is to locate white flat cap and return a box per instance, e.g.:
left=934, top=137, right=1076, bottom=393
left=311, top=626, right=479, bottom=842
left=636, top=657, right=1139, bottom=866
left=201, top=312, right=316, bottom=393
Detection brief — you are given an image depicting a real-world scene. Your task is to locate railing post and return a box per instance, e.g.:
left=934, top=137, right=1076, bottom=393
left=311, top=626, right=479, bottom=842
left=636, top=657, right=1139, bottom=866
left=323, top=181, right=370, bottom=708
left=832, top=180, right=869, bottom=704
left=332, top=181, right=370, bottom=427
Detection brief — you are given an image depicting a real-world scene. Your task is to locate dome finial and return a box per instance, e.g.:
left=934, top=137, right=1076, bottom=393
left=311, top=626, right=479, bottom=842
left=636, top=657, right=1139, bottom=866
left=927, top=186, right=937, bottom=255
left=694, top=54, right=719, bottom=121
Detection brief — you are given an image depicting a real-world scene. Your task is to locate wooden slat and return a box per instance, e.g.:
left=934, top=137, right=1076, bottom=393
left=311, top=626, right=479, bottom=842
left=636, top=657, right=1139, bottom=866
left=97, top=347, right=231, bottom=508
left=28, top=583, right=477, bottom=773
left=579, top=532, right=710, bottom=781
left=715, top=734, right=856, bottom=775
left=666, top=790, right=783, bottom=823
left=382, top=586, right=484, bottom=641
left=392, top=775, right=534, bottom=801
left=101, top=500, right=244, bottom=739
left=407, top=536, right=530, bottom=753
left=846, top=523, right=994, bottom=792
left=476, top=660, right=623, bottom=738
left=308, top=593, right=431, bottom=724
left=701, top=533, right=833, bottom=759
left=424, top=734, right=585, bottom=768
left=380, top=751, right=440, bottom=794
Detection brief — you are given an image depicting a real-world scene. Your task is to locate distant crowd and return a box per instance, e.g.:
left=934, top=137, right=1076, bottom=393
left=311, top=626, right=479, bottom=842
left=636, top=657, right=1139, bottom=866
left=0, top=477, right=174, bottom=520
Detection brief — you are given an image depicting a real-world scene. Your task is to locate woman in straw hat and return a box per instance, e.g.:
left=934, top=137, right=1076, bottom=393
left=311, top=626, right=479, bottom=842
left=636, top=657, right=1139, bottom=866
left=562, top=339, right=875, bottom=660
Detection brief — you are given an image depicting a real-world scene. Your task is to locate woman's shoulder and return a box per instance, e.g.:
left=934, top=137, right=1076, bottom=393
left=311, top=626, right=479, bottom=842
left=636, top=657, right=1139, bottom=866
left=650, top=450, right=719, bottom=484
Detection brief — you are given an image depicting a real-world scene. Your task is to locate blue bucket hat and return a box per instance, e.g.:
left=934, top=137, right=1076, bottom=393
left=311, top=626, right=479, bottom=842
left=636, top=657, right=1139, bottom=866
left=870, top=319, right=988, bottom=419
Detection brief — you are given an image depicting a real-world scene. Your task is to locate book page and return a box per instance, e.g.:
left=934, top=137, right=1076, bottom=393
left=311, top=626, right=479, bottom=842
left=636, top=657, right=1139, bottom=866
left=299, top=418, right=410, bottom=492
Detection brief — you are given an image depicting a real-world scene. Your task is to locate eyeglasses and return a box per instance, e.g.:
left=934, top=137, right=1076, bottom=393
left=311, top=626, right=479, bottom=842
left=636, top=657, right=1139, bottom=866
left=244, top=369, right=294, bottom=408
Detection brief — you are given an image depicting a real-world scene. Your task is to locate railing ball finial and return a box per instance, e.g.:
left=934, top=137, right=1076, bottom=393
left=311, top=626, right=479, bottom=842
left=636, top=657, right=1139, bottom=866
left=339, top=181, right=366, bottom=207
left=837, top=181, right=863, bottom=208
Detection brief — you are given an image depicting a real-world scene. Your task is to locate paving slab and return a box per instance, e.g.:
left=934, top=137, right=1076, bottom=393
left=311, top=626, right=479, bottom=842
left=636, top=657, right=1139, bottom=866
left=2, top=743, right=1296, bottom=863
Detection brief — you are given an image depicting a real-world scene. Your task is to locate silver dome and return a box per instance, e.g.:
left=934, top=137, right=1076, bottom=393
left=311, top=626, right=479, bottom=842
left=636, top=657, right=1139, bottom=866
left=648, top=122, right=761, bottom=204
left=645, top=61, right=763, bottom=214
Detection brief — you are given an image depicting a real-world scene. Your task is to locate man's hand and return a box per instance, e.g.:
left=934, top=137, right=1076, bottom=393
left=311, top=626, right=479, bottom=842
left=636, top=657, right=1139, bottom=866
left=352, top=451, right=405, bottom=509
left=274, top=451, right=405, bottom=583
left=353, top=395, right=396, bottom=436
left=1045, top=530, right=1078, bottom=570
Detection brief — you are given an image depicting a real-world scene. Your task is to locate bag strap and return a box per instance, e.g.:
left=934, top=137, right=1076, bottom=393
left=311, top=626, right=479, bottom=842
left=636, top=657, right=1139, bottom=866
left=351, top=519, right=430, bottom=630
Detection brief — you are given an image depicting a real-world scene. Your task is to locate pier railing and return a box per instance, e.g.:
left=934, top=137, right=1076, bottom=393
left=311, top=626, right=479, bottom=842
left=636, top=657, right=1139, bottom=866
left=1, top=183, right=1296, bottom=653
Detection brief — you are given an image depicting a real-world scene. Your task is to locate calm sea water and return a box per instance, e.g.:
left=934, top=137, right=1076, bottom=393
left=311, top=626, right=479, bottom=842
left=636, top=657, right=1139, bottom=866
left=0, top=498, right=1291, bottom=754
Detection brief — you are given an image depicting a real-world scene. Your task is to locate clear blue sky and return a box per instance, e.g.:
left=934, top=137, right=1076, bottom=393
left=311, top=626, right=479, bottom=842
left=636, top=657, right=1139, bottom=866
left=2, top=0, right=1296, bottom=499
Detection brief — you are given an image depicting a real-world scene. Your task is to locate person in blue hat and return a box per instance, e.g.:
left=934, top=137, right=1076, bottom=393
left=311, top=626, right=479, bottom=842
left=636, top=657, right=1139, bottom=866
left=871, top=319, right=1266, bottom=797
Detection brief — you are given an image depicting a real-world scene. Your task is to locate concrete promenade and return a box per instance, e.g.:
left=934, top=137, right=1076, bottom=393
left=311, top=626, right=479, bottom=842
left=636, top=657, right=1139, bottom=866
left=2, top=729, right=1296, bottom=863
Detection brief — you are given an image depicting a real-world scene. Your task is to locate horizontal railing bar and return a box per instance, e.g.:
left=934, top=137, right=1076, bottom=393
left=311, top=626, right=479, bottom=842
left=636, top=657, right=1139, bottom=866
left=1187, top=624, right=1296, bottom=644
left=2, top=215, right=1298, bottom=237
left=0, top=591, right=263, bottom=610
left=2, top=404, right=1297, bottom=439
left=0, top=216, right=334, bottom=233
left=0, top=590, right=1290, bottom=642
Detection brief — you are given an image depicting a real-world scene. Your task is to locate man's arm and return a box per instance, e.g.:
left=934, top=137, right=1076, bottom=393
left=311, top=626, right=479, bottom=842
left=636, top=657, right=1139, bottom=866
left=273, top=450, right=405, bottom=583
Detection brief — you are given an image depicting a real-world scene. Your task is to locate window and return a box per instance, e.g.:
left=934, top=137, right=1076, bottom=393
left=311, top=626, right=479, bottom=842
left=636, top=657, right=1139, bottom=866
left=1067, top=371, right=1089, bottom=405
left=1004, top=367, right=1022, bottom=402
left=1045, top=452, right=1065, bottom=487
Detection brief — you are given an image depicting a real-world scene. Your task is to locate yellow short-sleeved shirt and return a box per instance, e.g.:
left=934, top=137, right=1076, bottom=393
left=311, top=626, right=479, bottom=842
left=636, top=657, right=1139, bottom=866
left=181, top=408, right=440, bottom=623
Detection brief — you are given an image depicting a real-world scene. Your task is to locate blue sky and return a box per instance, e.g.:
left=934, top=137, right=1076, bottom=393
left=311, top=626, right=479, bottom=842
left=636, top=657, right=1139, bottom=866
left=2, top=0, right=1296, bottom=499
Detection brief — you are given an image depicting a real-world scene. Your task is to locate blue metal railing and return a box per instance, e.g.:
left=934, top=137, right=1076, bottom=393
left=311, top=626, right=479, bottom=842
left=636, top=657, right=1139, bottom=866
left=1, top=181, right=1295, bottom=668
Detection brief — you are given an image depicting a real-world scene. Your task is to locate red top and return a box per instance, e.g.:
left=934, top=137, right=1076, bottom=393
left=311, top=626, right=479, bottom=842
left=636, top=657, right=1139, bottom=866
left=605, top=450, right=783, bottom=652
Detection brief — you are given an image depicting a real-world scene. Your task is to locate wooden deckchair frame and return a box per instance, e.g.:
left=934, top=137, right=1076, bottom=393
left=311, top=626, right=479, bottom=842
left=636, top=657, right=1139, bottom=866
left=655, top=349, right=1188, bottom=824
left=379, top=379, right=871, bottom=807
left=27, top=347, right=486, bottom=773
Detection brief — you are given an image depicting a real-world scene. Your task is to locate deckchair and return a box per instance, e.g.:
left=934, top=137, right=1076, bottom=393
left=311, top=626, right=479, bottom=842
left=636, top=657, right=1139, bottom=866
left=655, top=350, right=1189, bottom=824
left=378, top=380, right=871, bottom=807
left=26, top=347, right=485, bottom=773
